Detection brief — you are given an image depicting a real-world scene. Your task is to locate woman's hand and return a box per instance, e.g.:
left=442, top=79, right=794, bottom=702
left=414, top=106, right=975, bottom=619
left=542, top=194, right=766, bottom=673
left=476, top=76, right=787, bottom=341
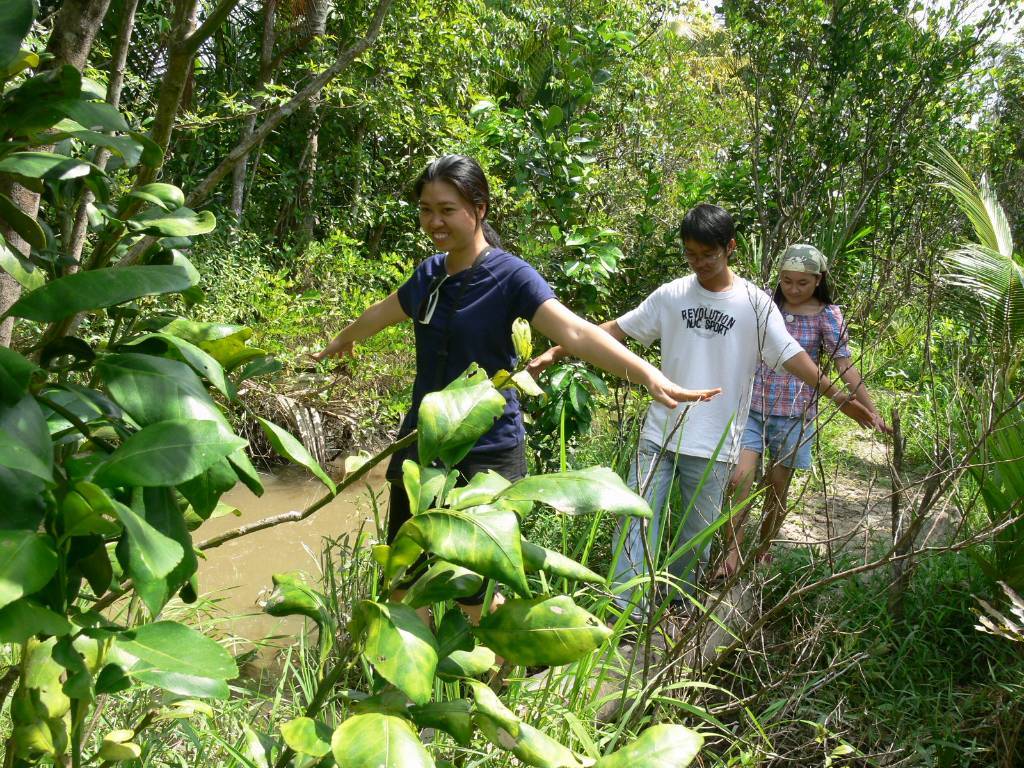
left=310, top=337, right=354, bottom=362
left=647, top=371, right=720, bottom=408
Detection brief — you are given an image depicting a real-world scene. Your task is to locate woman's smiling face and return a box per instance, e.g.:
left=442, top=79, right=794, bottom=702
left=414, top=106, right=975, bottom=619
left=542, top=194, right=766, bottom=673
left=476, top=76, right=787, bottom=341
left=418, top=180, right=483, bottom=254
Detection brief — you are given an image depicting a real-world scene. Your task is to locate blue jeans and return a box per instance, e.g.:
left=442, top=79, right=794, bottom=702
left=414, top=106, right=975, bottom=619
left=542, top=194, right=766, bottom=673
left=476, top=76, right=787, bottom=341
left=613, top=439, right=731, bottom=612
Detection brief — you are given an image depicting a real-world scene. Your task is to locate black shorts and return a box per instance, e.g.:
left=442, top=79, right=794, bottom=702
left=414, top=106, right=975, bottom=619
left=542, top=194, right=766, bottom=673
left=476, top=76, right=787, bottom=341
left=384, top=440, right=528, bottom=543
left=384, top=441, right=527, bottom=603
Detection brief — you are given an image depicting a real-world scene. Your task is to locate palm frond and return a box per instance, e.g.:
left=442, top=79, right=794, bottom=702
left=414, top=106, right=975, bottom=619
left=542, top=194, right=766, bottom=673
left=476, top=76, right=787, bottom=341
left=977, top=582, right=1024, bottom=645
left=941, top=244, right=1024, bottom=344
left=924, top=144, right=1014, bottom=258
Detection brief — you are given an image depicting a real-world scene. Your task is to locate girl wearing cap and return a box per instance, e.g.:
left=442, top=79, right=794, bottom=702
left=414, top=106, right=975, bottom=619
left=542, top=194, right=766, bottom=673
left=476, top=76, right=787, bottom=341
left=716, top=243, right=886, bottom=578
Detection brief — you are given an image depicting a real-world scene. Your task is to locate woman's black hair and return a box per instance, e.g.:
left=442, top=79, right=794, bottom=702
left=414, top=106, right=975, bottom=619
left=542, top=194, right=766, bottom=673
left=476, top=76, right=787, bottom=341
left=414, top=154, right=501, bottom=247
left=678, top=203, right=735, bottom=250
left=772, top=270, right=835, bottom=309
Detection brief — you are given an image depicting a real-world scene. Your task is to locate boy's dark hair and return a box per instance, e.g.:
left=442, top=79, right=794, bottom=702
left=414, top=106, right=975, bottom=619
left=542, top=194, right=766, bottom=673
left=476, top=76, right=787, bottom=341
left=414, top=154, right=501, bottom=247
left=773, top=272, right=835, bottom=309
left=678, top=203, right=735, bottom=250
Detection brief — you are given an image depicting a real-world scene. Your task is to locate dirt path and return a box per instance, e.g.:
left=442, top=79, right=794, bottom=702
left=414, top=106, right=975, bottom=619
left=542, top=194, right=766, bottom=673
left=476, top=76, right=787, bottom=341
left=772, top=427, right=952, bottom=562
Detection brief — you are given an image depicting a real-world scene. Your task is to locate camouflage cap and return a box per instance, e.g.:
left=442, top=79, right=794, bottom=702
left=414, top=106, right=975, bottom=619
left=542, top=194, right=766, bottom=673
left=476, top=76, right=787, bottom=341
left=779, top=243, right=827, bottom=274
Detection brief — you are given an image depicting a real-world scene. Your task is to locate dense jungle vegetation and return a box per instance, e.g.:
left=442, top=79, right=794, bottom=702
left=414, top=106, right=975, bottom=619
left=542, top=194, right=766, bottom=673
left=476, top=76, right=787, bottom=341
left=2, top=0, right=1024, bottom=766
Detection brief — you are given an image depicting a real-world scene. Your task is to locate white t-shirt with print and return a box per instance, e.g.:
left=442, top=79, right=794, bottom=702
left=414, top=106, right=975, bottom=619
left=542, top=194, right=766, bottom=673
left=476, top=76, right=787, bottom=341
left=618, top=273, right=801, bottom=462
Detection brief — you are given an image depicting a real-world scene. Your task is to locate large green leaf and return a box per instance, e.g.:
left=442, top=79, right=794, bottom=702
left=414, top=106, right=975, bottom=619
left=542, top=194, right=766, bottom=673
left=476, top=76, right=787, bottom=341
left=0, top=151, right=97, bottom=180
left=0, top=347, right=40, bottom=396
left=263, top=571, right=331, bottom=627
left=465, top=679, right=519, bottom=733
left=7, top=266, right=198, bottom=322
left=522, top=541, right=604, bottom=584
left=409, top=700, right=473, bottom=746
left=404, top=561, right=484, bottom=609
left=477, top=717, right=584, bottom=768
left=435, top=608, right=474, bottom=658
left=331, top=714, right=434, bottom=768
left=257, top=417, right=335, bottom=493
left=396, top=505, right=529, bottom=596
left=353, top=601, right=437, bottom=705
left=0, top=192, right=46, bottom=249
left=126, top=183, right=184, bottom=211
left=126, top=333, right=233, bottom=399
left=96, top=352, right=223, bottom=427
left=0, top=238, right=44, bottom=290
left=0, top=598, right=71, bottom=642
left=402, top=460, right=446, bottom=516
left=178, top=458, right=238, bottom=519
left=54, top=99, right=129, bottom=132
left=159, top=319, right=265, bottom=371
left=592, top=725, right=703, bottom=768
left=0, top=0, right=33, bottom=70
left=115, top=620, right=238, bottom=699
left=127, top=206, right=216, bottom=237
left=95, top=419, right=246, bottom=487
left=280, top=717, right=332, bottom=758
left=499, top=467, right=652, bottom=518
left=63, top=129, right=145, bottom=167
left=1, top=50, right=39, bottom=80
left=437, top=645, right=496, bottom=680
left=140, top=487, right=197, bottom=605
left=0, top=531, right=58, bottom=609
left=0, top=426, right=53, bottom=482
left=473, top=595, right=611, bottom=666
left=418, top=370, right=507, bottom=467
left=228, top=449, right=264, bottom=496
left=110, top=500, right=184, bottom=584
left=446, top=470, right=510, bottom=510
left=1, top=392, right=50, bottom=467
left=96, top=417, right=246, bottom=489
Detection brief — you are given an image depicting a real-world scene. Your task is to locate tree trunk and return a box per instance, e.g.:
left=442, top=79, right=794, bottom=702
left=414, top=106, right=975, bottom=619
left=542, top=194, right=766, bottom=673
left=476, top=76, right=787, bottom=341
left=117, top=0, right=396, bottom=267
left=297, top=104, right=322, bottom=244
left=65, top=0, right=141, bottom=273
left=38, top=0, right=240, bottom=348
left=0, top=182, right=35, bottom=346
left=46, top=0, right=114, bottom=69
left=231, top=0, right=278, bottom=222
left=0, top=0, right=114, bottom=347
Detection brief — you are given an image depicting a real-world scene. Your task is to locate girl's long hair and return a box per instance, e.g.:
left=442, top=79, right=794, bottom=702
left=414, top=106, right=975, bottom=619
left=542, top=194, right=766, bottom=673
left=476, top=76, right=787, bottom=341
left=414, top=154, right=502, bottom=247
left=773, top=271, right=835, bottom=309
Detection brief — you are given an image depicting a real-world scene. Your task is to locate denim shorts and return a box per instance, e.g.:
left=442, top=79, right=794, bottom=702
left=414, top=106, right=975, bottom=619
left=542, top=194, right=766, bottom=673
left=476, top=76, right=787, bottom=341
left=741, top=410, right=815, bottom=470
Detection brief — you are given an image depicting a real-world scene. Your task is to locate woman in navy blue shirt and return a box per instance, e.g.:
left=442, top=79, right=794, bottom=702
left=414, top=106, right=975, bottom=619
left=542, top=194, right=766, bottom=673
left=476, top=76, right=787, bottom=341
left=315, top=155, right=718, bottom=613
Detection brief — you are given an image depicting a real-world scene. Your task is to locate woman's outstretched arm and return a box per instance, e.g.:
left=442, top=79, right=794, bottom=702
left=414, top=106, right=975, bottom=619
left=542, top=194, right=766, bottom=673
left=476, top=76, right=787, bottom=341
left=312, top=292, right=408, bottom=361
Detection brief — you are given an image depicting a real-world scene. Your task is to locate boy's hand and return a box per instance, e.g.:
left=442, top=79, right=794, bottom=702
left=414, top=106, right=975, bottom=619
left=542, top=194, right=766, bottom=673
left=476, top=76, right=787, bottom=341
left=526, top=348, right=561, bottom=380
left=650, top=373, right=721, bottom=408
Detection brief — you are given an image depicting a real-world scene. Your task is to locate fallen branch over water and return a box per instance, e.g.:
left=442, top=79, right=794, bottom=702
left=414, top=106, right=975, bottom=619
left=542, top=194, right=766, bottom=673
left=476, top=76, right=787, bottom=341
left=196, top=430, right=417, bottom=551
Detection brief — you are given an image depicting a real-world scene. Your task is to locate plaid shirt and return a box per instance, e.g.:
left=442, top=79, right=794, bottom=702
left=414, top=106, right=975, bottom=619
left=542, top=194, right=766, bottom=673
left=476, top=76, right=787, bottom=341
left=750, top=303, right=850, bottom=418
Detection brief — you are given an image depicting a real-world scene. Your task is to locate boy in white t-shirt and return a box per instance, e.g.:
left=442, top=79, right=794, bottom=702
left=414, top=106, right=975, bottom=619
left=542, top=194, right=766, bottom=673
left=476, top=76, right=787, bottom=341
left=529, top=204, right=883, bottom=613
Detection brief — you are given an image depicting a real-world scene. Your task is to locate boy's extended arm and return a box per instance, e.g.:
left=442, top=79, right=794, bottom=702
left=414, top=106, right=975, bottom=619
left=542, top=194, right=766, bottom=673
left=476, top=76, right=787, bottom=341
left=312, top=292, right=408, bottom=361
left=782, top=351, right=889, bottom=432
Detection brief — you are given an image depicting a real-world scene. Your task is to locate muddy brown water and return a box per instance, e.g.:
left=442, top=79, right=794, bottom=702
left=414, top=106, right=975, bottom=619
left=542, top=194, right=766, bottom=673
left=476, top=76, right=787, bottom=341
left=194, top=462, right=390, bottom=667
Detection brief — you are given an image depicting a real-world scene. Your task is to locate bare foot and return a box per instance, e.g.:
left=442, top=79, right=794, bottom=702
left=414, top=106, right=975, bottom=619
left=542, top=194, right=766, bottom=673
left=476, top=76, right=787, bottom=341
left=754, top=551, right=774, bottom=566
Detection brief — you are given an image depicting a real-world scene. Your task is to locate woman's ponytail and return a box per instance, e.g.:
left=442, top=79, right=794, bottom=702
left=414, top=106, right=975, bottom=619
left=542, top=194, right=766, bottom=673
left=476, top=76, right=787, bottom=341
left=482, top=220, right=502, bottom=248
